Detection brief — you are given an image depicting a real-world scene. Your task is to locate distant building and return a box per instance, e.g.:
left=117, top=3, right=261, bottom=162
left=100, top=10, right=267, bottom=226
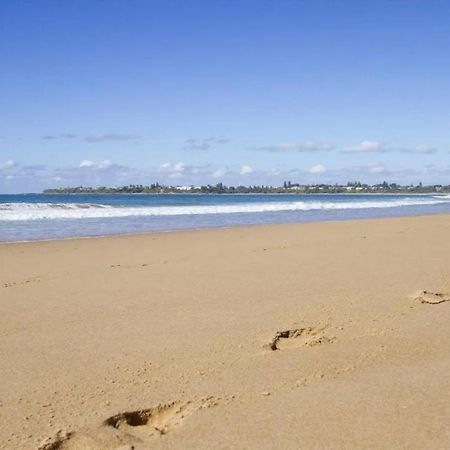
left=175, top=186, right=193, bottom=191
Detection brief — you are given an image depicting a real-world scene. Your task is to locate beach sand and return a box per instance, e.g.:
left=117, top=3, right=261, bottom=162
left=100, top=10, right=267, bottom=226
left=1, top=214, right=450, bottom=449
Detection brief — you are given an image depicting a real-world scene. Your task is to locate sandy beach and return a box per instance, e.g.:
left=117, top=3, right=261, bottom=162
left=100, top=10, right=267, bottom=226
left=1, top=214, right=450, bottom=449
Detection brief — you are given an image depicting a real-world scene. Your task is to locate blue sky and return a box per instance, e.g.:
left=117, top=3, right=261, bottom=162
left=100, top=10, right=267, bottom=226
left=1, top=0, right=450, bottom=193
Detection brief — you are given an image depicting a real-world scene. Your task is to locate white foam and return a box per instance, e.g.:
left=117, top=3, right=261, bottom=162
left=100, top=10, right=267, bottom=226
left=0, top=197, right=449, bottom=222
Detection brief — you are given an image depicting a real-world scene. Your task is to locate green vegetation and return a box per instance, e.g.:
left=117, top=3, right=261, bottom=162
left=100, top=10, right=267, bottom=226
left=43, top=181, right=450, bottom=195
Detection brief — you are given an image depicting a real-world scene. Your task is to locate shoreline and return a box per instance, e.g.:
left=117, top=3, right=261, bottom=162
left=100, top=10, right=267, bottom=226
left=1, top=214, right=450, bottom=449
left=1, top=209, right=449, bottom=245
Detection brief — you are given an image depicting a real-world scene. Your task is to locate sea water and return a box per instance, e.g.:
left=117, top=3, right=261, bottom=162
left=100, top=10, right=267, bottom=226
left=1, top=193, right=450, bottom=242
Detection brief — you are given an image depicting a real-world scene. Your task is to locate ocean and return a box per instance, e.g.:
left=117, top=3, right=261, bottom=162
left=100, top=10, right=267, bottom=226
left=1, top=193, right=450, bottom=242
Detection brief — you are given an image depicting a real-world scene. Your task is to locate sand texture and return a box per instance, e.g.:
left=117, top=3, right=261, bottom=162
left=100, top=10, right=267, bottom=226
left=1, top=214, right=450, bottom=449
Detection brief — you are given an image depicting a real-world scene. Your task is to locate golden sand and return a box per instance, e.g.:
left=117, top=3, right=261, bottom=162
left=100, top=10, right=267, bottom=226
left=1, top=214, right=450, bottom=449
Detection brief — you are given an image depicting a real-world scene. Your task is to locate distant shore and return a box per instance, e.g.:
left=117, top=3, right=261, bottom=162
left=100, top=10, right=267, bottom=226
left=38, top=191, right=450, bottom=196
left=42, top=181, right=449, bottom=195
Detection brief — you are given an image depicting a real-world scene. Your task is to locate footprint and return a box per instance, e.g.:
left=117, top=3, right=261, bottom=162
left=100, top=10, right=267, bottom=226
left=267, top=325, right=334, bottom=351
left=110, top=263, right=149, bottom=269
left=104, top=398, right=216, bottom=436
left=2, top=276, right=42, bottom=288
left=40, top=396, right=229, bottom=449
left=39, top=431, right=73, bottom=450
left=415, top=290, right=450, bottom=305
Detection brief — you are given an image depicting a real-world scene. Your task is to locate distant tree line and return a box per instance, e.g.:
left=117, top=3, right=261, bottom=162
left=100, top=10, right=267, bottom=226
left=43, top=181, right=450, bottom=195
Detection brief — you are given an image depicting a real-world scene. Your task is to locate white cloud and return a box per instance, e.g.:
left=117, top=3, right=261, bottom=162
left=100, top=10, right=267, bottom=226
left=239, top=164, right=253, bottom=175
left=212, top=168, right=227, bottom=178
left=79, top=160, right=112, bottom=169
left=345, top=141, right=437, bottom=155
left=174, top=162, right=185, bottom=173
left=79, top=160, right=95, bottom=168
left=251, top=141, right=333, bottom=153
left=399, top=145, right=436, bottom=155
left=42, top=132, right=141, bottom=142
left=159, top=161, right=185, bottom=174
left=42, top=133, right=77, bottom=140
left=0, top=160, right=16, bottom=170
left=309, top=164, right=326, bottom=174
left=184, top=137, right=229, bottom=151
left=157, top=162, right=214, bottom=179
left=84, top=133, right=140, bottom=143
left=345, top=140, right=385, bottom=153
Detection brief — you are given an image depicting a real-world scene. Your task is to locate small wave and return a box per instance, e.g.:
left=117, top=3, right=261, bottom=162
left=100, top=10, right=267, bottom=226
left=1, top=197, right=449, bottom=222
left=433, top=194, right=450, bottom=199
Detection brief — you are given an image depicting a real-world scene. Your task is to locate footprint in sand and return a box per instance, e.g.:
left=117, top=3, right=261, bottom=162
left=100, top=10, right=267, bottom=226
left=40, top=396, right=230, bottom=449
left=110, top=263, right=150, bottom=269
left=415, top=290, right=450, bottom=305
left=2, top=276, right=42, bottom=288
left=266, top=325, right=334, bottom=351
left=104, top=397, right=219, bottom=437
left=39, top=431, right=73, bottom=450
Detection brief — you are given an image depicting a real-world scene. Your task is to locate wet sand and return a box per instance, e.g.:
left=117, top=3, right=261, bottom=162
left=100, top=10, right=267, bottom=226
left=1, top=214, right=450, bottom=449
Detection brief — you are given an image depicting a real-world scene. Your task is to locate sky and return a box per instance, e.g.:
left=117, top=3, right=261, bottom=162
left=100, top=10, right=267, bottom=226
left=1, top=0, right=450, bottom=193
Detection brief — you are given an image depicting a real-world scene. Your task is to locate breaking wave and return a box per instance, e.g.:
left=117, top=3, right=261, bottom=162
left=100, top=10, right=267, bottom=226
left=1, top=197, right=449, bottom=221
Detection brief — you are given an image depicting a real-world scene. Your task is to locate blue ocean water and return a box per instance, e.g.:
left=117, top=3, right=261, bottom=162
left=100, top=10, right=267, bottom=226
left=1, top=193, right=450, bottom=242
